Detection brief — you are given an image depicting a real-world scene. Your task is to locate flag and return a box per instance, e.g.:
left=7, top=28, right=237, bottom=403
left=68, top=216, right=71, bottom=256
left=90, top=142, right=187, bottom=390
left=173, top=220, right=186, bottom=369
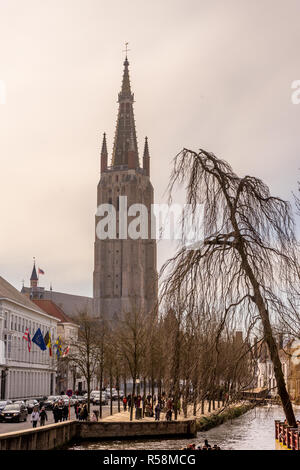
left=22, top=328, right=32, bottom=352
left=38, top=268, right=45, bottom=275
left=44, top=331, right=52, bottom=356
left=32, top=328, right=47, bottom=351
left=54, top=336, right=62, bottom=359
left=62, top=346, right=70, bottom=357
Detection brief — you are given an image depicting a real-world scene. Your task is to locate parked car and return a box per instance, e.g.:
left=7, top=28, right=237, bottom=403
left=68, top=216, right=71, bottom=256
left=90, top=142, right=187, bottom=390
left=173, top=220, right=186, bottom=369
left=44, top=396, right=61, bottom=409
left=105, top=388, right=117, bottom=399
left=93, top=392, right=108, bottom=406
left=90, top=391, right=101, bottom=403
left=0, top=400, right=12, bottom=411
left=60, top=395, right=75, bottom=406
left=111, top=391, right=119, bottom=401
left=25, top=399, right=39, bottom=414
left=72, top=395, right=85, bottom=404
left=13, top=400, right=26, bottom=407
left=0, top=403, right=28, bottom=422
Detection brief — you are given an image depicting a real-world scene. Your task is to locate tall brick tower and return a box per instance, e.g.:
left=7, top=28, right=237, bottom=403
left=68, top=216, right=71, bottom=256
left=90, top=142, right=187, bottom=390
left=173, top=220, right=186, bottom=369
left=93, top=56, right=158, bottom=319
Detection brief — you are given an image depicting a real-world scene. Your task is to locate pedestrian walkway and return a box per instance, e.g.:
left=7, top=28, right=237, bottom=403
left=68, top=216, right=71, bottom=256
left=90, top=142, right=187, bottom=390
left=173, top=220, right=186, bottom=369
left=101, top=400, right=246, bottom=422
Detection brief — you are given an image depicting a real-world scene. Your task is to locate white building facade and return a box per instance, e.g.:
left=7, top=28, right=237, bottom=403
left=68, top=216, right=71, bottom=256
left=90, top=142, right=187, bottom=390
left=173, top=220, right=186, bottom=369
left=256, top=350, right=289, bottom=397
left=0, top=276, right=58, bottom=400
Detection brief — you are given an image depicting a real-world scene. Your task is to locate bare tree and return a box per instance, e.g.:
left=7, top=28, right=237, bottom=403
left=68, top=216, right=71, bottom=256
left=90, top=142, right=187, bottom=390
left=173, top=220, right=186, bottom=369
left=67, top=311, right=100, bottom=414
left=114, top=299, right=147, bottom=421
left=161, top=148, right=299, bottom=426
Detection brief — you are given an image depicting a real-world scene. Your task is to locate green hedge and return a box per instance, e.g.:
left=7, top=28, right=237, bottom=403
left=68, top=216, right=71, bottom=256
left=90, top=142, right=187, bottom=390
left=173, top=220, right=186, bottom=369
left=196, top=403, right=254, bottom=432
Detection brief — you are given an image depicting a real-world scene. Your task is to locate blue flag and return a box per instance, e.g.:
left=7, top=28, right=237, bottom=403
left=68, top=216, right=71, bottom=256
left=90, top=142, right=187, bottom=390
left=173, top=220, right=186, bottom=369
left=32, top=328, right=47, bottom=351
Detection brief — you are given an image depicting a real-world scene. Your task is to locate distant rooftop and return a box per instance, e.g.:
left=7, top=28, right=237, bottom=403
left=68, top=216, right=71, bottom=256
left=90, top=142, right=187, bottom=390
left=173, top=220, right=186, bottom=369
left=32, top=299, right=78, bottom=325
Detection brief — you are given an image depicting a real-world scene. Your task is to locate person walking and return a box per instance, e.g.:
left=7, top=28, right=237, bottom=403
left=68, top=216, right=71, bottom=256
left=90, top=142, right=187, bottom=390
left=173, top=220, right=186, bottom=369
left=53, top=403, right=59, bottom=423
left=57, top=401, right=63, bottom=422
left=62, top=403, right=68, bottom=421
left=76, top=403, right=82, bottom=420
left=31, top=407, right=40, bottom=428
left=80, top=403, right=88, bottom=421
left=122, top=396, right=127, bottom=411
left=127, top=395, right=132, bottom=411
left=39, top=407, right=48, bottom=426
left=74, top=401, right=80, bottom=419
left=155, top=403, right=161, bottom=421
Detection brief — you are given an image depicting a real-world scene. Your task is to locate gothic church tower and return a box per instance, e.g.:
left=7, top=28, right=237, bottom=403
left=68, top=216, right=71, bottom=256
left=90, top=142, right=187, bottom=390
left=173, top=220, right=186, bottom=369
left=93, top=56, right=158, bottom=319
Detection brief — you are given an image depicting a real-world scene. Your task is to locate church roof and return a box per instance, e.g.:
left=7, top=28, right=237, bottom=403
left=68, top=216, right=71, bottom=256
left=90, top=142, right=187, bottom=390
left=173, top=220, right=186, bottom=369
left=32, top=299, right=78, bottom=325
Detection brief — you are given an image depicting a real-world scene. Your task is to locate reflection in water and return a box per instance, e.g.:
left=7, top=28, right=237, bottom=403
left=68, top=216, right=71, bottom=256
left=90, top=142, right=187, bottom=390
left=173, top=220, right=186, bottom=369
left=70, top=405, right=300, bottom=451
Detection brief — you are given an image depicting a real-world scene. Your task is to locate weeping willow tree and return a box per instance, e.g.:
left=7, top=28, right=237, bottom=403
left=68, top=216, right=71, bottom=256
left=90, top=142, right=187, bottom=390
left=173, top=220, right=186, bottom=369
left=161, top=148, right=300, bottom=427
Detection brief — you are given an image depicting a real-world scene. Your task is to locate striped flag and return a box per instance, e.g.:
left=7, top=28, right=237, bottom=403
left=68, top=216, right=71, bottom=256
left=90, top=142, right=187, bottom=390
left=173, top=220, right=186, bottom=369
left=38, top=268, right=45, bottom=275
left=44, top=331, right=52, bottom=356
left=62, top=346, right=70, bottom=357
left=54, top=336, right=62, bottom=359
left=22, top=328, right=32, bottom=352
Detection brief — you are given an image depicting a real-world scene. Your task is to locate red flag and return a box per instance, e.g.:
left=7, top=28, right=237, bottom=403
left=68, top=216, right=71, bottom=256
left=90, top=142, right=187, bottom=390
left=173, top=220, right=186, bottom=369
left=22, top=328, right=32, bottom=352
left=38, top=268, right=45, bottom=275
left=62, top=346, right=70, bottom=357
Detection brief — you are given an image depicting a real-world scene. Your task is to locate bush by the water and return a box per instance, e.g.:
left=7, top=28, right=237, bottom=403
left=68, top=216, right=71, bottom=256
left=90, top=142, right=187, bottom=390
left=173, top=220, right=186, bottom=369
left=196, top=403, right=253, bottom=432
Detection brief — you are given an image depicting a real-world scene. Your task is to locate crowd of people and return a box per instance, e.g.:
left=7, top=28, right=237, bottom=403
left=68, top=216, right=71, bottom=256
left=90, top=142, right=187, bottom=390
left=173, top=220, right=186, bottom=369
left=121, top=393, right=180, bottom=421
left=52, top=400, right=70, bottom=423
left=28, top=393, right=222, bottom=449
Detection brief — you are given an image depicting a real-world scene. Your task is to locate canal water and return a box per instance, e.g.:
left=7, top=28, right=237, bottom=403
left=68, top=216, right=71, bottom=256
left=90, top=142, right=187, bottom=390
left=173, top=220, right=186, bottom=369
left=70, top=405, right=300, bottom=451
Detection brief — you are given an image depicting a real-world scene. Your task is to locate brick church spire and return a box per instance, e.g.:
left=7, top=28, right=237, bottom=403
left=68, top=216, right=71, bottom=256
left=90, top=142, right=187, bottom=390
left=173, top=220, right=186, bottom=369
left=143, top=136, right=150, bottom=176
left=111, top=56, right=139, bottom=169
left=30, top=259, right=38, bottom=288
left=100, top=132, right=108, bottom=173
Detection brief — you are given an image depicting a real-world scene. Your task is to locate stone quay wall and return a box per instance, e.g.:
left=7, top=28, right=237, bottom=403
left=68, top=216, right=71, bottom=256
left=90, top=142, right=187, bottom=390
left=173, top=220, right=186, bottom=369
left=0, top=420, right=78, bottom=450
left=0, top=419, right=196, bottom=450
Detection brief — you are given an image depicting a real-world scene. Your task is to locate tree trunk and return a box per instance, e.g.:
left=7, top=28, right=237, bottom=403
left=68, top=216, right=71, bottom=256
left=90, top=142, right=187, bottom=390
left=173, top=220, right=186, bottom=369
left=99, top=368, right=103, bottom=419
left=110, top=369, right=113, bottom=416
left=130, top=378, right=136, bottom=421
left=124, top=375, right=127, bottom=399
left=238, top=244, right=297, bottom=426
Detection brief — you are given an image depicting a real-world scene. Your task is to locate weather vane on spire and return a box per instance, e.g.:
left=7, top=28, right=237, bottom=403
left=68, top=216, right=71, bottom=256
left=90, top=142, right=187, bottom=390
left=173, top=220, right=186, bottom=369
left=123, top=42, right=130, bottom=58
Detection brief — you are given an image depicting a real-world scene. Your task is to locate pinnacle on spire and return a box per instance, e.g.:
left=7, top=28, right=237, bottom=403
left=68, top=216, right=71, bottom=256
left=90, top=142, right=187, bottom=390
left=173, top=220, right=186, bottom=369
left=101, top=132, right=108, bottom=156
left=30, top=259, right=38, bottom=281
left=143, top=136, right=150, bottom=158
left=101, top=132, right=108, bottom=173
left=30, top=258, right=38, bottom=288
left=112, top=57, right=139, bottom=168
left=119, top=57, right=132, bottom=99
left=143, top=136, right=150, bottom=176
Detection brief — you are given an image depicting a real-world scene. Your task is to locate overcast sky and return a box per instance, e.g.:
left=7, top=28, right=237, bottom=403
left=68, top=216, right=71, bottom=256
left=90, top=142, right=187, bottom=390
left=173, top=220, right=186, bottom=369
left=1, top=0, right=300, bottom=297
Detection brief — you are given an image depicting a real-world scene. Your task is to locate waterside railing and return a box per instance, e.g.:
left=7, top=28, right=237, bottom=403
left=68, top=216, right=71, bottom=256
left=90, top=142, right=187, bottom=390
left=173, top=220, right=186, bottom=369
left=275, top=420, right=300, bottom=450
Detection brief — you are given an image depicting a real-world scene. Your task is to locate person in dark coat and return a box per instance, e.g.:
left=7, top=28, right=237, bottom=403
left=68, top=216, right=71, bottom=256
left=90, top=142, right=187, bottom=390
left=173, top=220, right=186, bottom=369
left=52, top=404, right=59, bottom=423
left=57, top=402, right=63, bottom=422
left=80, top=404, right=88, bottom=421
left=62, top=404, right=68, bottom=421
left=127, top=395, right=132, bottom=411
left=155, top=403, right=161, bottom=421
left=39, top=407, right=48, bottom=426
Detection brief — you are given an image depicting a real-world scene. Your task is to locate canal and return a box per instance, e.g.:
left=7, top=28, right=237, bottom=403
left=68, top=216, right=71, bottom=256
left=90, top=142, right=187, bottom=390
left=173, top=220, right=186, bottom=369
left=69, top=405, right=300, bottom=450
